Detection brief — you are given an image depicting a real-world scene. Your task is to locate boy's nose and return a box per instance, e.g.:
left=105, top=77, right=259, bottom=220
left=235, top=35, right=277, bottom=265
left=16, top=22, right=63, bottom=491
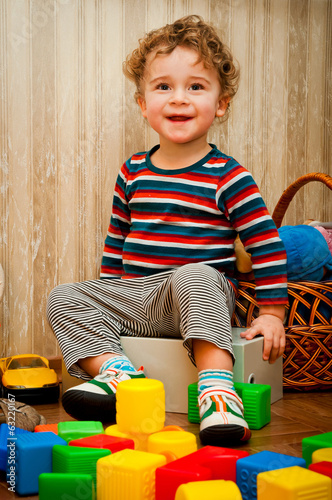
left=170, top=88, right=189, bottom=105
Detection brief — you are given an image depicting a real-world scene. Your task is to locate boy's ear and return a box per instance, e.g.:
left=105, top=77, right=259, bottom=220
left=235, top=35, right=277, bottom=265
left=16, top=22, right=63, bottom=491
left=216, top=96, right=230, bottom=118
left=137, top=96, right=147, bottom=118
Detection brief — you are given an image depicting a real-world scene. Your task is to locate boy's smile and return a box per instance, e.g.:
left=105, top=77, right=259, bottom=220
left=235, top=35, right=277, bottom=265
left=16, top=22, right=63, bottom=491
left=137, top=46, right=229, bottom=161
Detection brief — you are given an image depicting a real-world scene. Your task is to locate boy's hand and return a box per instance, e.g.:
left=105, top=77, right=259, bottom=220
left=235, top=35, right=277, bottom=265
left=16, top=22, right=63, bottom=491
left=240, top=305, right=286, bottom=364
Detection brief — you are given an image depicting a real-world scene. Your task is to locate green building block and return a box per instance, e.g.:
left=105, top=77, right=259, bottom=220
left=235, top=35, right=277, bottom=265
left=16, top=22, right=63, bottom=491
left=52, top=444, right=111, bottom=487
left=39, top=473, right=95, bottom=500
left=188, top=381, right=271, bottom=430
left=302, top=432, right=332, bottom=467
left=58, top=420, right=104, bottom=443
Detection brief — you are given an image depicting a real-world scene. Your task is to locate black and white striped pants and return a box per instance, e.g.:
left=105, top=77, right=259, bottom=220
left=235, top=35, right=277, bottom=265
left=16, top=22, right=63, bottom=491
left=47, top=263, right=236, bottom=380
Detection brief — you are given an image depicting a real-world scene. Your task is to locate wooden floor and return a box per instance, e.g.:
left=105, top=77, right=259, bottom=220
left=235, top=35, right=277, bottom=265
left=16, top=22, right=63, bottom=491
left=1, top=389, right=332, bottom=499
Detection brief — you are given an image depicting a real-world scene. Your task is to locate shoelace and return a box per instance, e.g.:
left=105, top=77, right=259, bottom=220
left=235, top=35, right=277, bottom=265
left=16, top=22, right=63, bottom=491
left=200, top=387, right=244, bottom=412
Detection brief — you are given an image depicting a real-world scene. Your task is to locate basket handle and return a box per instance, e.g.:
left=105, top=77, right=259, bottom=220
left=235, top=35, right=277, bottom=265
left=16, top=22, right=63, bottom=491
left=272, top=172, right=332, bottom=228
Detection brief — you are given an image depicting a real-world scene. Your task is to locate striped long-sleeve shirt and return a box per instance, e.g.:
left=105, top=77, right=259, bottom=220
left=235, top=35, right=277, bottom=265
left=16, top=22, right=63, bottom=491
left=100, top=144, right=288, bottom=305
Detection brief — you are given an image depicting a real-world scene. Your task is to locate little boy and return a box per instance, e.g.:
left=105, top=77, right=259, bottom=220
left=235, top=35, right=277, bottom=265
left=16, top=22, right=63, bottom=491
left=47, top=15, right=288, bottom=446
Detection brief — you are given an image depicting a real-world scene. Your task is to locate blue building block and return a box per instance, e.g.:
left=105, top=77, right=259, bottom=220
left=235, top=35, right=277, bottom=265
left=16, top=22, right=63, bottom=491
left=0, top=423, right=31, bottom=471
left=7, top=431, right=67, bottom=495
left=236, top=450, right=306, bottom=500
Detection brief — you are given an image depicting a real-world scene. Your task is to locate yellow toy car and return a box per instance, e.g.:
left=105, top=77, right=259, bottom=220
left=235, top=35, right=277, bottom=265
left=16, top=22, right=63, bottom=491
left=0, top=354, right=59, bottom=403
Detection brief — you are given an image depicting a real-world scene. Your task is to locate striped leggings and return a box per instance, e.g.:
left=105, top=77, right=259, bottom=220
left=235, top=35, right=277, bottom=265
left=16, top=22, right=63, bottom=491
left=47, top=263, right=236, bottom=380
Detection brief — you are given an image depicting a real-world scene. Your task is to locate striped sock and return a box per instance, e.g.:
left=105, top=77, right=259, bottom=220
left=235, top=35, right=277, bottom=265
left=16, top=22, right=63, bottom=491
left=197, top=368, right=251, bottom=445
left=100, top=355, right=137, bottom=374
left=198, top=369, right=234, bottom=395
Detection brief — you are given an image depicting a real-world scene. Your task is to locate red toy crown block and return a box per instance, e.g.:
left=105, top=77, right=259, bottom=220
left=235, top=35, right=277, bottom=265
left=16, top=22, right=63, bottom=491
left=155, top=445, right=249, bottom=500
left=69, top=433, right=135, bottom=453
left=309, top=461, right=332, bottom=480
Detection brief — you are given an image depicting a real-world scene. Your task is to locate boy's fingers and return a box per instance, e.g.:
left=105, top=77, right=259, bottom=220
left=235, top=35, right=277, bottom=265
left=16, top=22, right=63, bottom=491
left=240, top=326, right=260, bottom=339
left=241, top=325, right=285, bottom=363
left=262, top=332, right=273, bottom=361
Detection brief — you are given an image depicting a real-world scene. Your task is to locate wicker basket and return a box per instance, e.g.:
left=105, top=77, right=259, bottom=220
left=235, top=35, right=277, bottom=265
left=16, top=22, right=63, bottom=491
left=232, top=172, right=332, bottom=391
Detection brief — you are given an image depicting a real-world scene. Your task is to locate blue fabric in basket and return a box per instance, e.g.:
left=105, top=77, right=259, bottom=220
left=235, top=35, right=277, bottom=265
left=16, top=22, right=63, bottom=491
left=278, top=225, right=332, bottom=282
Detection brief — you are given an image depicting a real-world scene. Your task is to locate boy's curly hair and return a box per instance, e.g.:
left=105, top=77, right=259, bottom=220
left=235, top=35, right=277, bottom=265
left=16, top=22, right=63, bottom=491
left=123, top=15, right=240, bottom=118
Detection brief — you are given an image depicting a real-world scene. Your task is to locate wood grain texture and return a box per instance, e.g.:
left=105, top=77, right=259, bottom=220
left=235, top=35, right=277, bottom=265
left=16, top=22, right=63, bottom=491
left=0, top=0, right=331, bottom=357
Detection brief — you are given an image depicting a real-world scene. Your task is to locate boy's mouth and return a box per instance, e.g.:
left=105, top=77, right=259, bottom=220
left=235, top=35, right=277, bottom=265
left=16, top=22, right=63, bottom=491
left=168, top=115, right=192, bottom=122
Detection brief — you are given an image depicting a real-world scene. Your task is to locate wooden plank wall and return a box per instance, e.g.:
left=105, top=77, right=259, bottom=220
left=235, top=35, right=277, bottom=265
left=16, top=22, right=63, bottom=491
left=0, top=0, right=331, bottom=357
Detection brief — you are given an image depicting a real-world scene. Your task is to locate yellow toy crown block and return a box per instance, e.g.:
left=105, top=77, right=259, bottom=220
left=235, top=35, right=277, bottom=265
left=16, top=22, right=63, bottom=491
left=97, top=448, right=166, bottom=500
left=175, top=479, right=242, bottom=499
left=312, top=447, right=332, bottom=464
left=147, top=429, right=197, bottom=461
left=257, top=465, right=332, bottom=500
left=116, top=379, right=165, bottom=435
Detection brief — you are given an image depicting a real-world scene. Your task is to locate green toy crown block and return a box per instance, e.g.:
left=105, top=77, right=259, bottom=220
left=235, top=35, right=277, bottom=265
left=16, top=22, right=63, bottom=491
left=39, top=473, right=95, bottom=500
left=234, top=382, right=271, bottom=430
left=302, top=431, right=332, bottom=467
left=188, top=381, right=271, bottom=430
left=52, top=444, right=111, bottom=486
left=58, top=420, right=104, bottom=442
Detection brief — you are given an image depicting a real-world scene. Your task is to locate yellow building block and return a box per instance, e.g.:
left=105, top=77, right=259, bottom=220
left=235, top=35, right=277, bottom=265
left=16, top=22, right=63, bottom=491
left=175, top=480, right=242, bottom=499
left=257, top=465, right=332, bottom=500
left=312, top=448, right=332, bottom=464
left=105, top=423, right=149, bottom=451
left=97, top=448, right=166, bottom=500
left=116, top=379, right=165, bottom=435
left=147, top=430, right=197, bottom=461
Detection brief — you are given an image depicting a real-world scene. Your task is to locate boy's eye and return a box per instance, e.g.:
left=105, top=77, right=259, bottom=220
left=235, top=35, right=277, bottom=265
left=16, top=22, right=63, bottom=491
left=190, top=83, right=203, bottom=91
left=157, top=83, right=170, bottom=91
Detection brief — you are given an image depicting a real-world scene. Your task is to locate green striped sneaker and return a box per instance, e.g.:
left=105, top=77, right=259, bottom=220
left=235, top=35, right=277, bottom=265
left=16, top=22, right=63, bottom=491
left=199, top=387, right=251, bottom=446
left=62, top=367, right=145, bottom=422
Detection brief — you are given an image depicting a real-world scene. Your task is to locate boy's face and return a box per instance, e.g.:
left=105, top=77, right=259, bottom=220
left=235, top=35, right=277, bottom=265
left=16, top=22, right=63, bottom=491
left=137, top=45, right=229, bottom=148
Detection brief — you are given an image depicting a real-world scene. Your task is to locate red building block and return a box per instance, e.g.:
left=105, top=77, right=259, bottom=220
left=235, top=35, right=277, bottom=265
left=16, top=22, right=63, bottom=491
left=155, top=445, right=249, bottom=500
left=309, top=461, right=332, bottom=480
left=69, top=433, right=135, bottom=453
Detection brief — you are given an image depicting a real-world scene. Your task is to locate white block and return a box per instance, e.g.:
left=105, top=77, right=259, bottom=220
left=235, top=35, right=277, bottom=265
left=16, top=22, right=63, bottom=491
left=121, top=328, right=283, bottom=413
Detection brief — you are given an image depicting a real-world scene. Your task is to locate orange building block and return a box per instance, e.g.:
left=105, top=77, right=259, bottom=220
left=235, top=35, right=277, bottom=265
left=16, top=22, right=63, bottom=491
left=34, top=424, right=58, bottom=434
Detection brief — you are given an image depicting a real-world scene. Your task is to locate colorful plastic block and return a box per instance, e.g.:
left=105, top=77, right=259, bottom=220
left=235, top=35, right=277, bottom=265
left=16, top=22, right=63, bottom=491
left=175, top=479, right=242, bottom=499
left=236, top=450, right=306, bottom=499
left=0, top=423, right=31, bottom=471
left=312, top=447, right=332, bottom=464
left=52, top=444, right=110, bottom=487
left=58, top=420, right=104, bottom=442
left=7, top=431, right=67, bottom=495
left=97, top=448, right=166, bottom=500
left=257, top=465, right=332, bottom=499
left=34, top=423, right=58, bottom=434
left=188, top=381, right=271, bottom=429
left=155, top=445, right=249, bottom=500
left=309, top=461, right=332, bottom=480
left=69, top=433, right=135, bottom=452
left=147, top=430, right=197, bottom=461
left=105, top=423, right=149, bottom=451
left=233, top=382, right=271, bottom=429
left=39, top=472, right=95, bottom=500
left=116, top=378, right=165, bottom=434
left=302, top=432, right=332, bottom=466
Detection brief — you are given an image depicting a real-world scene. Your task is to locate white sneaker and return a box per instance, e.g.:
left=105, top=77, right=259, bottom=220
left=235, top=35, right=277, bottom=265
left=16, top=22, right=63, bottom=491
left=199, top=387, right=251, bottom=446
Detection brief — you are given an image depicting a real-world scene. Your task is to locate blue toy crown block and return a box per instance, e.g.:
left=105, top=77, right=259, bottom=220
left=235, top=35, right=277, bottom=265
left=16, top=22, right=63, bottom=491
left=302, top=431, right=332, bottom=467
left=58, top=420, right=104, bottom=443
left=7, top=431, right=67, bottom=495
left=0, top=423, right=31, bottom=471
left=39, top=472, right=95, bottom=500
left=236, top=450, right=306, bottom=500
